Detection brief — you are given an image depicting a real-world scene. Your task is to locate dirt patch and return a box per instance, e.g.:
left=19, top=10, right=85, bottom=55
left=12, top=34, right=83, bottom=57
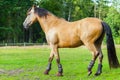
left=8, top=69, right=24, bottom=76
left=0, top=68, right=24, bottom=76
left=0, top=69, right=6, bottom=74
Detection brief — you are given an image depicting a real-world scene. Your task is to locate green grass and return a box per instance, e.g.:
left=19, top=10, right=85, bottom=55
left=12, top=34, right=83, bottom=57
left=0, top=46, right=120, bottom=80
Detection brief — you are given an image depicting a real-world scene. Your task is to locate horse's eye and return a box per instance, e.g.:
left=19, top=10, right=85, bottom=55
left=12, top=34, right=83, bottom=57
left=27, top=13, right=30, bottom=15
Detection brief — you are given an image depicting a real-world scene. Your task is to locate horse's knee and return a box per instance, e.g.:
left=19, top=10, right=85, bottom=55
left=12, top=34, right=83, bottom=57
left=95, top=51, right=100, bottom=56
left=48, top=57, right=54, bottom=62
left=99, top=53, right=103, bottom=59
left=92, top=51, right=99, bottom=60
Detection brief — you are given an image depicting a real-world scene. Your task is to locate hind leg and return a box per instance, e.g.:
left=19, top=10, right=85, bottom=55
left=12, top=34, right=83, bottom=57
left=95, top=48, right=103, bottom=76
left=85, top=43, right=99, bottom=76
left=94, top=34, right=104, bottom=76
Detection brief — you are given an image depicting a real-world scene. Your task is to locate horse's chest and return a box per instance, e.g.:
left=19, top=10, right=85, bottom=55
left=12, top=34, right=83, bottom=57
left=46, top=29, right=58, bottom=44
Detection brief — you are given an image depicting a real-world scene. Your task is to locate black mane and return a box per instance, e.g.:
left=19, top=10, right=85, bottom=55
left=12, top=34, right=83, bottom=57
left=34, top=7, right=49, bottom=17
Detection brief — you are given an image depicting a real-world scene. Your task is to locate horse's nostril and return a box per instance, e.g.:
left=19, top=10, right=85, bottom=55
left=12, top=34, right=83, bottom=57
left=23, top=22, right=26, bottom=27
left=23, top=23, right=28, bottom=29
left=23, top=23, right=25, bottom=27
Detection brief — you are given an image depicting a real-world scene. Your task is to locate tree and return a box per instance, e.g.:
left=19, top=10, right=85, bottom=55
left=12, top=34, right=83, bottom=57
left=93, top=0, right=110, bottom=19
left=0, top=0, right=33, bottom=43
left=104, top=7, right=120, bottom=37
left=0, top=0, right=120, bottom=44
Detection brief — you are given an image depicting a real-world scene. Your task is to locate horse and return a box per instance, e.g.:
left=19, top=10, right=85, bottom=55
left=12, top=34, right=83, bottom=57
left=23, top=5, right=119, bottom=76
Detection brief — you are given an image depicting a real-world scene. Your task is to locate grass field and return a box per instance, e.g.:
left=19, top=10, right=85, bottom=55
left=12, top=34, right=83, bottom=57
left=0, top=46, right=120, bottom=80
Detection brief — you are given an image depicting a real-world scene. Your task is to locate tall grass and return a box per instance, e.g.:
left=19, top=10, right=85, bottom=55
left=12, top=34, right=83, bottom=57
left=0, top=46, right=120, bottom=80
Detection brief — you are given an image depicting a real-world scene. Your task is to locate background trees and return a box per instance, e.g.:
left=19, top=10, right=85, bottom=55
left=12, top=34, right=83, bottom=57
left=0, top=0, right=33, bottom=43
left=0, top=0, right=120, bottom=44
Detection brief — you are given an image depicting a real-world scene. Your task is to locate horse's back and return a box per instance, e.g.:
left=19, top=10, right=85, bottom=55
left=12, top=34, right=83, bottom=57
left=78, top=18, right=103, bottom=44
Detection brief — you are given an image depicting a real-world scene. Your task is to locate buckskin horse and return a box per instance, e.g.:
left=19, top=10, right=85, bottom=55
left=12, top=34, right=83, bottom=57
left=23, top=5, right=119, bottom=76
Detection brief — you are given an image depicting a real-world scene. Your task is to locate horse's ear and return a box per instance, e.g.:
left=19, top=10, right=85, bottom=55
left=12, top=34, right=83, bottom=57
left=32, top=5, right=37, bottom=8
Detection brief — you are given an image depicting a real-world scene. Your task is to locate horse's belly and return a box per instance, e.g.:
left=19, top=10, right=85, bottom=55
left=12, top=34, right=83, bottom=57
left=58, top=39, right=83, bottom=48
left=70, top=41, right=83, bottom=48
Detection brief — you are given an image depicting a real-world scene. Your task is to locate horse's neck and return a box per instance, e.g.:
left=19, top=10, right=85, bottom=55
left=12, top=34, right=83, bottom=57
left=37, top=14, right=61, bottom=34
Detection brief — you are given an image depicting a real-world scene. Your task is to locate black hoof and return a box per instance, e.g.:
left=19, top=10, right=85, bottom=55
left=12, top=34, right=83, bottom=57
left=94, top=72, right=101, bottom=76
left=44, top=70, right=49, bottom=75
left=88, top=71, right=92, bottom=76
left=95, top=64, right=102, bottom=76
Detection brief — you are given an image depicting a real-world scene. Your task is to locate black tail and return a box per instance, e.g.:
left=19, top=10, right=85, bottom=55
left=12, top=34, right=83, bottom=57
left=102, top=22, right=119, bottom=68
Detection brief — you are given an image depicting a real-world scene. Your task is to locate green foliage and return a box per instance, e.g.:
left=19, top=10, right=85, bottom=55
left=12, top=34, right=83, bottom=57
left=38, top=0, right=94, bottom=21
left=0, top=0, right=33, bottom=43
left=0, top=0, right=120, bottom=44
left=104, top=7, right=120, bottom=37
left=114, top=37, right=120, bottom=44
left=0, top=27, right=13, bottom=41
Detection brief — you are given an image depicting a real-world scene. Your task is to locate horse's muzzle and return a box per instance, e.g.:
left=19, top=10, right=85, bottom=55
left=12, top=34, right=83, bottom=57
left=23, top=22, right=29, bottom=29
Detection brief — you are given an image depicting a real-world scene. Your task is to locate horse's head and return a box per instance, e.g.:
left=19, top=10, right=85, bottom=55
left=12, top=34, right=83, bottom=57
left=23, top=5, right=49, bottom=29
left=23, top=5, right=38, bottom=29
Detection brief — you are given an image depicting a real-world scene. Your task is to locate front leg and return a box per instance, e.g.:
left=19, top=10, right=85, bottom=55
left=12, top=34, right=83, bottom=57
left=95, top=64, right=102, bottom=76
left=56, top=59, right=63, bottom=76
left=52, top=44, right=63, bottom=76
left=44, top=51, right=54, bottom=75
left=88, top=60, right=95, bottom=76
left=44, top=63, right=51, bottom=75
